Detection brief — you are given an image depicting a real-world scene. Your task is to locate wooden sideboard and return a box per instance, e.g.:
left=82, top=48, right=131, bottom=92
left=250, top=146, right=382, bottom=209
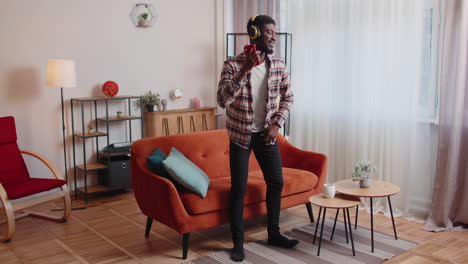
left=144, top=107, right=216, bottom=138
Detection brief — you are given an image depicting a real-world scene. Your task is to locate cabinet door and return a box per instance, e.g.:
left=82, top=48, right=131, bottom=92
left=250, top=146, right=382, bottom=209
left=184, top=110, right=213, bottom=132
left=203, top=110, right=215, bottom=130
left=155, top=114, right=168, bottom=136
left=145, top=113, right=156, bottom=137
left=145, top=113, right=165, bottom=137
left=144, top=109, right=215, bottom=137
left=176, top=112, right=192, bottom=134
left=189, top=112, right=203, bottom=132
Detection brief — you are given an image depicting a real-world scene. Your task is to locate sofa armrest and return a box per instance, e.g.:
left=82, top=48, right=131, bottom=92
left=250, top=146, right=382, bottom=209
left=279, top=140, right=328, bottom=189
left=131, top=158, right=190, bottom=232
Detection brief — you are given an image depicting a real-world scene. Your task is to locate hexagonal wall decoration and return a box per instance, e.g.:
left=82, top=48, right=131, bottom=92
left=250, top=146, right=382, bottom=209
left=131, top=3, right=156, bottom=28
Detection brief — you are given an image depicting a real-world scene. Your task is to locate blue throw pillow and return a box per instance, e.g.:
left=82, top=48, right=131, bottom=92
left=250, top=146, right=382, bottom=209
left=147, top=148, right=184, bottom=191
left=162, top=148, right=210, bottom=198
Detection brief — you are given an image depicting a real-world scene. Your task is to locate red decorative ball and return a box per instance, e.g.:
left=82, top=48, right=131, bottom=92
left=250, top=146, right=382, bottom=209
left=102, top=81, right=119, bottom=97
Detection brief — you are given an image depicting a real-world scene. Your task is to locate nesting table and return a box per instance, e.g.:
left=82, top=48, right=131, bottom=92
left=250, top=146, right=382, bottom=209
left=309, top=194, right=361, bottom=256
left=334, top=179, right=400, bottom=252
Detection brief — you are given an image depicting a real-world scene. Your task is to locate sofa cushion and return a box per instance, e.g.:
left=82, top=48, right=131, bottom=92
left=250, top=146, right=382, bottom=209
left=147, top=148, right=184, bottom=191
left=162, top=148, right=210, bottom=198
left=180, top=168, right=319, bottom=215
left=3, top=178, right=66, bottom=200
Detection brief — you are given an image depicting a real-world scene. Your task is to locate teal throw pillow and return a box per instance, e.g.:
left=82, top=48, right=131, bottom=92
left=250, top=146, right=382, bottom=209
left=162, top=148, right=210, bottom=198
left=147, top=148, right=184, bottom=191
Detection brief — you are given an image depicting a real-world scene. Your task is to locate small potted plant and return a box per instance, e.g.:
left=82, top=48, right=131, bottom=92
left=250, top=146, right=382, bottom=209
left=116, top=111, right=123, bottom=118
left=139, top=91, right=160, bottom=112
left=352, top=161, right=376, bottom=188
left=138, top=12, right=150, bottom=27
left=87, top=124, right=94, bottom=134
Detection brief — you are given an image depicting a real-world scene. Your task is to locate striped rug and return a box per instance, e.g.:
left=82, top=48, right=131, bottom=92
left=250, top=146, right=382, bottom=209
left=185, top=219, right=417, bottom=264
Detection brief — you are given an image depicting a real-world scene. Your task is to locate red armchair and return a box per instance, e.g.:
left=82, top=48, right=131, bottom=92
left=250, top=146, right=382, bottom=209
left=0, top=116, right=71, bottom=242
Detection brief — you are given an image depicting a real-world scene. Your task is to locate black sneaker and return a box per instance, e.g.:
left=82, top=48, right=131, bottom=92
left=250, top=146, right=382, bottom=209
left=267, top=233, right=299, bottom=249
left=230, top=244, right=245, bottom=262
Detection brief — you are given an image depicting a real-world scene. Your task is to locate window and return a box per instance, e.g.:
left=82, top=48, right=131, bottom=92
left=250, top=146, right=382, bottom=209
left=418, top=3, right=442, bottom=123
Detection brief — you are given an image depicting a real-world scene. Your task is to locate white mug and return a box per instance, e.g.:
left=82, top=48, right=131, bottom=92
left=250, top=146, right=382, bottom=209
left=323, top=184, right=336, bottom=199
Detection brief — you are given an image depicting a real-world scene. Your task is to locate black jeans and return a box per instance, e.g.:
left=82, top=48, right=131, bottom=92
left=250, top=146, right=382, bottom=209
left=229, top=132, right=284, bottom=243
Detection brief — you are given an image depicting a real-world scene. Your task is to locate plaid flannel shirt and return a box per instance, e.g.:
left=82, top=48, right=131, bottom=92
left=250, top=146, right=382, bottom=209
left=217, top=52, right=294, bottom=149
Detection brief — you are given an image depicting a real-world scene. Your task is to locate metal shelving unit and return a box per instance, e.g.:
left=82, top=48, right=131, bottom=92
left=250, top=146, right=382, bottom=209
left=71, top=95, right=143, bottom=203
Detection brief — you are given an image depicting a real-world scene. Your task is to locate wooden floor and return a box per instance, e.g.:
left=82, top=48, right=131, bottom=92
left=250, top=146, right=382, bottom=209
left=1, top=191, right=468, bottom=264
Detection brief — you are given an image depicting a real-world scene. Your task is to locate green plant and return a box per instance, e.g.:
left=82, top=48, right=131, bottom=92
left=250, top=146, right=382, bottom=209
left=351, top=161, right=376, bottom=181
left=87, top=124, right=93, bottom=132
left=139, top=91, right=160, bottom=106
left=139, top=13, right=149, bottom=21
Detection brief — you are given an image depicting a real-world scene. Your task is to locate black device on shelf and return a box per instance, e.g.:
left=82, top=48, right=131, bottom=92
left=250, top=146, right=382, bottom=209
left=102, top=142, right=132, bottom=154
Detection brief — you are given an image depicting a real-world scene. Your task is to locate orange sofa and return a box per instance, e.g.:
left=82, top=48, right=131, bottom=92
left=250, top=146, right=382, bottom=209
left=131, top=129, right=327, bottom=259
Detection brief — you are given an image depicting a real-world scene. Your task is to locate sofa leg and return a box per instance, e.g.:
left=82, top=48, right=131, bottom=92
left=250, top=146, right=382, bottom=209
left=306, top=202, right=314, bottom=223
left=145, top=217, right=153, bottom=238
left=182, top=233, right=190, bottom=259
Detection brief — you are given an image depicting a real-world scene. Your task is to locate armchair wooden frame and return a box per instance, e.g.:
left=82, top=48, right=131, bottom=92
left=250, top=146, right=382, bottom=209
left=0, top=150, right=71, bottom=242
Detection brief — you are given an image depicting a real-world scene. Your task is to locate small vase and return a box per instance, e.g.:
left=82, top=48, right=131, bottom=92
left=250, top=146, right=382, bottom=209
left=138, top=20, right=150, bottom=27
left=146, top=105, right=154, bottom=112
left=359, top=177, right=371, bottom=188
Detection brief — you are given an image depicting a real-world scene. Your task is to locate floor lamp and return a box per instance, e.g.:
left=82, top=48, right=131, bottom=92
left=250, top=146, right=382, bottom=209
left=46, top=60, right=76, bottom=184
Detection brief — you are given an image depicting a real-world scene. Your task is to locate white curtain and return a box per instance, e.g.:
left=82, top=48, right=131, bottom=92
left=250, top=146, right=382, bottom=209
left=424, top=0, right=468, bottom=231
left=281, top=0, right=440, bottom=220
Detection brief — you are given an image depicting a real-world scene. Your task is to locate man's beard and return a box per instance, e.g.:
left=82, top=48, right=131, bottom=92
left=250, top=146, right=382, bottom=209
left=258, top=45, right=274, bottom=55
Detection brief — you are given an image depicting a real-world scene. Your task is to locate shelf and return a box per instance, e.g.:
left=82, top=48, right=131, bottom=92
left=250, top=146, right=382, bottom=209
left=76, top=163, right=108, bottom=171
left=98, top=116, right=141, bottom=122
left=99, top=151, right=131, bottom=157
left=74, top=132, right=107, bottom=138
left=71, top=94, right=142, bottom=203
left=71, top=95, right=141, bottom=102
left=76, top=185, right=127, bottom=194
left=145, top=107, right=216, bottom=115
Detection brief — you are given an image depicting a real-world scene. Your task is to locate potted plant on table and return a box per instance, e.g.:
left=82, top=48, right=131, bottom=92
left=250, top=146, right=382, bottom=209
left=139, top=91, right=160, bottom=112
left=352, top=161, right=376, bottom=188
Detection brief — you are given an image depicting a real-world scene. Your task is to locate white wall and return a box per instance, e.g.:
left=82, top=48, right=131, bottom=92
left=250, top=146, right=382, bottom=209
left=0, top=0, right=220, bottom=190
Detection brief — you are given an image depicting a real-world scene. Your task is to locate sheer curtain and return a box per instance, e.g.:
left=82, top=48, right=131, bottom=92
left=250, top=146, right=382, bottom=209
left=424, top=0, right=468, bottom=231
left=281, top=0, right=440, bottom=220
left=227, top=0, right=280, bottom=33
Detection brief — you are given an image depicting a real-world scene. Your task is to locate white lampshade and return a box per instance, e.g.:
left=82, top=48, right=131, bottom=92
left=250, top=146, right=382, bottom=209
left=46, top=59, right=76, bottom=88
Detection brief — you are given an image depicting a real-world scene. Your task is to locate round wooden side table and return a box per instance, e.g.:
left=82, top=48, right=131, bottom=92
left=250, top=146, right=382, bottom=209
left=309, top=193, right=361, bottom=256
left=335, top=179, right=400, bottom=253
